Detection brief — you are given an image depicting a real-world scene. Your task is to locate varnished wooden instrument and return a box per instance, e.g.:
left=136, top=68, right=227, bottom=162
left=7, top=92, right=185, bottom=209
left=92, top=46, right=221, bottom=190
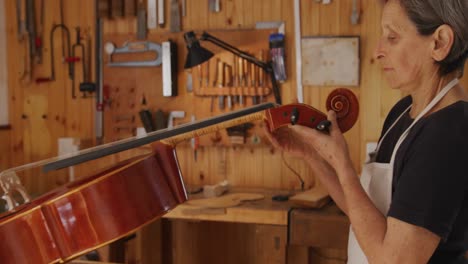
left=0, top=88, right=358, bottom=263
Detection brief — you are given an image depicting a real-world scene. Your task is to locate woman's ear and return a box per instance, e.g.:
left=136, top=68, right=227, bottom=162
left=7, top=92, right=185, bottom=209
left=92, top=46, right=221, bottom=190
left=431, top=24, right=454, bottom=62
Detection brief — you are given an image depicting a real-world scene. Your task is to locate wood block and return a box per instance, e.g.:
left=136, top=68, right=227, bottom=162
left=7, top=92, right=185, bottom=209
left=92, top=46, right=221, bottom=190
left=186, top=193, right=265, bottom=209
left=289, top=185, right=330, bottom=209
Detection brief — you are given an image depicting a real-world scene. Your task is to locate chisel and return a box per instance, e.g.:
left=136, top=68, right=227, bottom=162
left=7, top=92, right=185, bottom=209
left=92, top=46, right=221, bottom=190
left=169, top=0, right=181, bottom=32
left=25, top=0, right=36, bottom=59
left=16, top=0, right=26, bottom=40
left=147, top=0, right=157, bottom=29
left=158, top=0, right=165, bottom=26
left=216, top=60, right=225, bottom=110
left=137, top=0, right=147, bottom=39
left=186, top=70, right=193, bottom=92
left=238, top=57, right=244, bottom=106
left=251, top=62, right=258, bottom=105
left=225, top=64, right=233, bottom=109
left=243, top=58, right=249, bottom=105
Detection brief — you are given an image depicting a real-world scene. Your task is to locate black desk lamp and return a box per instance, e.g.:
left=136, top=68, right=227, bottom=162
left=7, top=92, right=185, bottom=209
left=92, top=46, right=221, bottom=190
left=183, top=31, right=282, bottom=105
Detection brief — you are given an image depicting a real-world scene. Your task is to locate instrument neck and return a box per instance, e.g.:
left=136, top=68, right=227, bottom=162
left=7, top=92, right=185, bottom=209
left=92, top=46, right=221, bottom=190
left=162, top=112, right=265, bottom=146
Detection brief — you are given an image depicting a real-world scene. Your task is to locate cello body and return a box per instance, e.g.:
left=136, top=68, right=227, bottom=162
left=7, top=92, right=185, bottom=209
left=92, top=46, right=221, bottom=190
left=0, top=143, right=186, bottom=263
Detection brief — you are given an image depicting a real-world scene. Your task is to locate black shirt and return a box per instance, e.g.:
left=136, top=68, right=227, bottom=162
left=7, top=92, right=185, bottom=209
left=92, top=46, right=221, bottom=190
left=375, top=96, right=468, bottom=263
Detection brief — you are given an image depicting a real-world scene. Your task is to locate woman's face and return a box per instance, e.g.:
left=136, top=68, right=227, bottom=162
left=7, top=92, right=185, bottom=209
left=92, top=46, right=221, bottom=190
left=374, top=0, right=434, bottom=90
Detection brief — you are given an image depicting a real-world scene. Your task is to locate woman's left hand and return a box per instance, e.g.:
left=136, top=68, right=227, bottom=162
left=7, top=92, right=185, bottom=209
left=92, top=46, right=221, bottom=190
left=290, top=110, right=352, bottom=171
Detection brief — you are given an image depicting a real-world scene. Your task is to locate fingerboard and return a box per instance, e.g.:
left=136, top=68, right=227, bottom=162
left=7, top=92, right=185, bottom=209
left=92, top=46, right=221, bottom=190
left=43, top=103, right=276, bottom=172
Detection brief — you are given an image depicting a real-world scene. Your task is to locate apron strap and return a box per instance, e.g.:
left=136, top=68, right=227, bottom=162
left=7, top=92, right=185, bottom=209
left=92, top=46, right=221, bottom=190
left=389, top=78, right=459, bottom=165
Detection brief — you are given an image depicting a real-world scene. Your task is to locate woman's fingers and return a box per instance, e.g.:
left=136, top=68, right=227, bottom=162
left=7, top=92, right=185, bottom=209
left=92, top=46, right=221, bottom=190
left=263, top=124, right=296, bottom=152
left=327, top=110, right=341, bottom=137
left=263, top=123, right=282, bottom=149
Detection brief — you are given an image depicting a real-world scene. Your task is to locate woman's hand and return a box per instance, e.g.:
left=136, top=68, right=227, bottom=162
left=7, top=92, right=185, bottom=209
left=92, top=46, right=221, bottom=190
left=264, top=120, right=318, bottom=162
left=290, top=110, right=352, bottom=172
left=264, top=114, right=334, bottom=174
left=264, top=110, right=353, bottom=214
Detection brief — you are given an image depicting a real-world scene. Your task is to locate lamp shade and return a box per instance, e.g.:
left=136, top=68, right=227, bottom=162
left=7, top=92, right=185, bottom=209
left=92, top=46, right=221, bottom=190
left=183, top=31, right=214, bottom=69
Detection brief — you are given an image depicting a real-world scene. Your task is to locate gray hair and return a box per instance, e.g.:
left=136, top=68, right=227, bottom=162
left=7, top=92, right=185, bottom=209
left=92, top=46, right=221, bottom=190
left=397, top=0, right=468, bottom=76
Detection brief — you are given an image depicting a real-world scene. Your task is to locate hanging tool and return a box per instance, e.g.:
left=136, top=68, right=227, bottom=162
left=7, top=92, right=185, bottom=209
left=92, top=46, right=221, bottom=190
left=18, top=0, right=32, bottom=82
left=81, top=27, right=96, bottom=96
left=251, top=62, right=258, bottom=105
left=36, top=24, right=72, bottom=83
left=16, top=0, right=26, bottom=40
left=350, top=0, right=360, bottom=25
left=169, top=0, right=181, bottom=33
left=216, top=60, right=225, bottom=110
left=105, top=41, right=162, bottom=67
left=147, top=0, right=157, bottom=29
left=269, top=33, right=287, bottom=82
left=71, top=27, right=96, bottom=98
left=25, top=0, right=36, bottom=61
left=210, top=60, right=216, bottom=112
left=162, top=40, right=178, bottom=97
left=167, top=111, right=185, bottom=128
left=209, top=0, right=220, bottom=12
left=59, top=0, right=67, bottom=62
left=294, top=0, right=303, bottom=103
left=182, top=0, right=186, bottom=17
left=137, top=0, right=147, bottom=39
left=242, top=58, right=249, bottom=105
left=225, top=64, right=233, bottom=109
left=139, top=94, right=156, bottom=132
left=204, top=60, right=210, bottom=87
left=238, top=57, right=244, bottom=106
left=71, top=27, right=84, bottom=98
left=232, top=55, right=238, bottom=105
left=19, top=0, right=35, bottom=82
left=197, top=64, right=202, bottom=89
left=35, top=0, right=45, bottom=64
left=95, top=17, right=104, bottom=143
left=158, top=0, right=165, bottom=26
left=185, top=70, right=192, bottom=92
left=190, top=115, right=199, bottom=161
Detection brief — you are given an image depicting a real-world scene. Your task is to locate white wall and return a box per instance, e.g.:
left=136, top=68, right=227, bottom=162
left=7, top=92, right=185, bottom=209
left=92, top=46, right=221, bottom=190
left=0, top=1, right=8, bottom=126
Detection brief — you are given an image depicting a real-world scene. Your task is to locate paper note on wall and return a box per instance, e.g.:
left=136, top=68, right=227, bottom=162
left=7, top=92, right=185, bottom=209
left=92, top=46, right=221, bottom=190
left=302, top=36, right=360, bottom=86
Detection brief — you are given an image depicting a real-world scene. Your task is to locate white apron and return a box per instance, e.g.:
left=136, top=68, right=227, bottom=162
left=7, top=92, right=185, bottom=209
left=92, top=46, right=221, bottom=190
left=347, top=78, right=459, bottom=264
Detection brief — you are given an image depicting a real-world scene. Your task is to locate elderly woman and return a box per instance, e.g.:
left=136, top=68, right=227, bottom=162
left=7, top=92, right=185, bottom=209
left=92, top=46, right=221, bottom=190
left=266, top=0, right=468, bottom=263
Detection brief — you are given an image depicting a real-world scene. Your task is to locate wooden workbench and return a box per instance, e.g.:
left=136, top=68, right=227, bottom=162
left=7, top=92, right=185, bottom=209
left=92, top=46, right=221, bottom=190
left=160, top=188, right=350, bottom=264
left=164, top=188, right=295, bottom=226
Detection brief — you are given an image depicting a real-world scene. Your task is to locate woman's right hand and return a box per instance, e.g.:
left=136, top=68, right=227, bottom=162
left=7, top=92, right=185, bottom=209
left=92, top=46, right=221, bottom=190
left=263, top=123, right=331, bottom=170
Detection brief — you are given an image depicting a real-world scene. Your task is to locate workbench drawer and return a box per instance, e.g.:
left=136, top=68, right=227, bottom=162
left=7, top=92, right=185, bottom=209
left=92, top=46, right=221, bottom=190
left=289, top=208, right=350, bottom=250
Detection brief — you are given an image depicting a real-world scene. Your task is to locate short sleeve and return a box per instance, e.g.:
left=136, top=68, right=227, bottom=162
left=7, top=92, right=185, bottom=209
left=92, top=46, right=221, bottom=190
left=387, top=114, right=468, bottom=240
